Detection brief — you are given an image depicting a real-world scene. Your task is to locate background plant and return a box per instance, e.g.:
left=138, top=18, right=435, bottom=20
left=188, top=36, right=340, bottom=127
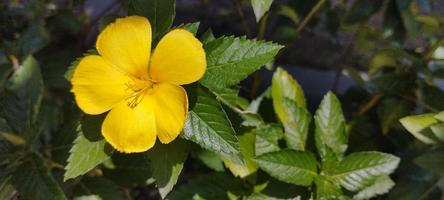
left=0, top=0, right=444, bottom=199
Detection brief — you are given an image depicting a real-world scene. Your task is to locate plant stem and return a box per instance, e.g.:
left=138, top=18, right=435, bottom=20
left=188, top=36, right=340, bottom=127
left=398, top=94, right=439, bottom=113
left=250, top=14, right=269, bottom=99
left=257, top=13, right=269, bottom=40
left=232, top=0, right=252, bottom=37
left=296, top=0, right=327, bottom=32
left=331, top=67, right=343, bottom=92
left=8, top=55, right=19, bottom=71
left=357, top=93, right=383, bottom=115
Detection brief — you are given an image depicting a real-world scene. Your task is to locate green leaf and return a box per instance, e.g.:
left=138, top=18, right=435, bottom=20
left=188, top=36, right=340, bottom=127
left=314, top=176, right=345, bottom=200
left=372, top=72, right=416, bottom=94
left=414, top=149, right=444, bottom=176
left=259, top=178, right=309, bottom=199
left=0, top=56, right=43, bottom=141
left=246, top=193, right=301, bottom=200
left=74, top=177, right=125, bottom=200
left=11, top=153, right=67, bottom=200
left=251, top=0, right=274, bottom=22
left=19, top=21, right=50, bottom=58
left=423, top=85, right=444, bottom=110
left=0, top=133, right=16, bottom=163
left=368, top=50, right=397, bottom=75
left=344, top=67, right=365, bottom=89
left=254, top=149, right=317, bottom=186
left=280, top=98, right=311, bottom=151
left=0, top=175, right=14, bottom=200
left=102, top=153, right=152, bottom=186
left=396, top=0, right=420, bottom=41
left=272, top=67, right=306, bottom=114
left=74, top=195, right=102, bottom=200
left=201, top=29, right=216, bottom=44
left=331, top=151, right=400, bottom=192
left=400, top=113, right=439, bottom=144
left=353, top=175, right=395, bottom=200
left=0, top=132, right=26, bottom=145
left=276, top=5, right=300, bottom=24
left=167, top=173, right=247, bottom=200
left=210, top=86, right=240, bottom=109
left=248, top=87, right=272, bottom=113
left=223, top=131, right=259, bottom=178
left=193, top=148, right=225, bottom=172
left=434, top=111, right=444, bottom=121
left=314, top=92, right=347, bottom=163
left=255, top=123, right=283, bottom=155
left=64, top=115, right=113, bottom=181
left=176, top=22, right=200, bottom=35
left=344, top=0, right=383, bottom=24
left=200, top=36, right=283, bottom=89
left=182, top=86, right=240, bottom=154
left=430, top=122, right=444, bottom=142
left=128, top=0, right=175, bottom=42
left=0, top=64, right=12, bottom=91
left=377, top=97, right=413, bottom=134
left=271, top=68, right=309, bottom=150
left=147, top=139, right=189, bottom=198
left=64, top=49, right=98, bottom=81
left=387, top=164, right=438, bottom=200
left=210, top=86, right=263, bottom=127
left=51, top=112, right=82, bottom=165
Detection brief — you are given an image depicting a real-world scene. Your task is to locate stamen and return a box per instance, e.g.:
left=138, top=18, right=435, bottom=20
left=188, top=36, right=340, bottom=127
left=124, top=79, right=154, bottom=109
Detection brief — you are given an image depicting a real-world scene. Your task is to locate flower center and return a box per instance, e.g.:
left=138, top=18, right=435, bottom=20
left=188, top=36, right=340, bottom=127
left=125, top=78, right=154, bottom=108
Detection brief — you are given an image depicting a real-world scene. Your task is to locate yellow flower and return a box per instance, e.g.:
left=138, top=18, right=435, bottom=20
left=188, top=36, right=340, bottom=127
left=71, top=16, right=206, bottom=153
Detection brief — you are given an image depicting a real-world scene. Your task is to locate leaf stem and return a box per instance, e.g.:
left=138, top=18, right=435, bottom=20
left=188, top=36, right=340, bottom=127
left=296, top=0, right=327, bottom=32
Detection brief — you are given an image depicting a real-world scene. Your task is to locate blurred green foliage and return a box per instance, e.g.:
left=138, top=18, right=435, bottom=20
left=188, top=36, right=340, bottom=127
left=1, top=0, right=444, bottom=199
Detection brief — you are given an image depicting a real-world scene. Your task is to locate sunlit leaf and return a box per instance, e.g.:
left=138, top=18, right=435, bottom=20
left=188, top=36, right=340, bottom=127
left=314, top=92, right=347, bottom=165
left=314, top=176, right=345, bottom=200
left=255, top=123, right=283, bottom=155
left=251, top=0, right=274, bottom=22
left=353, top=175, right=395, bottom=200
left=400, top=114, right=439, bottom=144
left=200, top=36, right=283, bottom=89
left=331, top=151, right=400, bottom=192
left=254, top=149, right=317, bottom=186
left=64, top=115, right=113, bottom=181
left=182, top=86, right=240, bottom=154
left=223, top=131, right=258, bottom=178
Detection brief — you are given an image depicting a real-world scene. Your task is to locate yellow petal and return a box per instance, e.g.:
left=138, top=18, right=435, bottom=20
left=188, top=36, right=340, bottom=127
left=151, top=83, right=188, bottom=143
left=96, top=16, right=152, bottom=79
left=150, top=29, right=206, bottom=85
left=71, top=55, right=133, bottom=115
left=102, top=98, right=157, bottom=153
